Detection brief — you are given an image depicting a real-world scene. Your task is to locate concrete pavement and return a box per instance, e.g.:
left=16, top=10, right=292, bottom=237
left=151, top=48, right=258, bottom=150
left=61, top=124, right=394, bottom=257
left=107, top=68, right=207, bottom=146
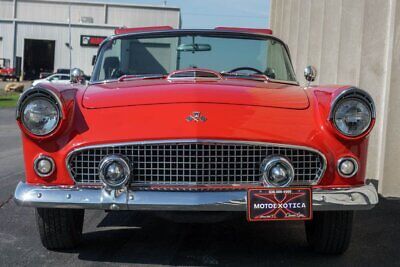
left=0, top=107, right=399, bottom=266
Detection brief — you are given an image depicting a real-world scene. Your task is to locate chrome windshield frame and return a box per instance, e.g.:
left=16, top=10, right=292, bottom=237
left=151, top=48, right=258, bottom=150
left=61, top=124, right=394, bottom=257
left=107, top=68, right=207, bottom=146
left=91, top=29, right=298, bottom=84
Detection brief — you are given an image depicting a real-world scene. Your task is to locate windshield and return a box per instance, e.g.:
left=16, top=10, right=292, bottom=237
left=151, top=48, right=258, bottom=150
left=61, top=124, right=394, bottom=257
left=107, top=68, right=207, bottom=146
left=92, top=32, right=296, bottom=83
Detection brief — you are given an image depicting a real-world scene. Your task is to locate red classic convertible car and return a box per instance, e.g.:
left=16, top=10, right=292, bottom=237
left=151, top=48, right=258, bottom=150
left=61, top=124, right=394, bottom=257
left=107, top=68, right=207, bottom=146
left=14, top=27, right=378, bottom=254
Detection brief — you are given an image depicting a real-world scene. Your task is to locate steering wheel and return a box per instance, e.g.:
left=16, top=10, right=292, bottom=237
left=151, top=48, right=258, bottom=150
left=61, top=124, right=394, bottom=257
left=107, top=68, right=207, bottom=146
left=228, top=67, right=264, bottom=75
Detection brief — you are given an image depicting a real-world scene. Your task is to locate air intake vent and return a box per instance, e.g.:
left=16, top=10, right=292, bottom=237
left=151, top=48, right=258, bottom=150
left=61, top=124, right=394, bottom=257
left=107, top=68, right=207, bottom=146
left=167, top=69, right=222, bottom=80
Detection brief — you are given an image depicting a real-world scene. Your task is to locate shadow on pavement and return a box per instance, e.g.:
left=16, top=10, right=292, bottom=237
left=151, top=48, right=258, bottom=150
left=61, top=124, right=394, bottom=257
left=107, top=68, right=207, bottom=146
left=73, top=197, right=399, bottom=266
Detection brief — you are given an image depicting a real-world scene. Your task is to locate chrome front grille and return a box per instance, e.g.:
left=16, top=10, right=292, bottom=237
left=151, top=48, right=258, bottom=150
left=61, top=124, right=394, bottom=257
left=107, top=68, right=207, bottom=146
left=67, top=140, right=326, bottom=186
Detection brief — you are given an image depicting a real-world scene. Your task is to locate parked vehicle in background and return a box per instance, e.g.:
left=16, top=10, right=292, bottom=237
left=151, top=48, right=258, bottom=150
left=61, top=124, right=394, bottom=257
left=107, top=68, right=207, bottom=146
left=14, top=27, right=378, bottom=255
left=39, top=69, right=70, bottom=79
left=32, top=73, right=70, bottom=86
left=39, top=72, right=54, bottom=79
left=0, top=58, right=19, bottom=81
left=56, top=68, right=71, bottom=75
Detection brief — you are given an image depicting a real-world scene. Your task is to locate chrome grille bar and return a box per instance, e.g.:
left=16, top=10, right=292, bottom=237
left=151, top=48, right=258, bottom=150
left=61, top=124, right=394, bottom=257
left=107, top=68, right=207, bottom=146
left=67, top=140, right=326, bottom=186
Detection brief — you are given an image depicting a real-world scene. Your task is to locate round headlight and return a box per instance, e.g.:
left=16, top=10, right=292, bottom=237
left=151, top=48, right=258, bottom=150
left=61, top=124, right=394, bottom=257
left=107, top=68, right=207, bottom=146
left=21, top=97, right=59, bottom=136
left=333, top=98, right=372, bottom=137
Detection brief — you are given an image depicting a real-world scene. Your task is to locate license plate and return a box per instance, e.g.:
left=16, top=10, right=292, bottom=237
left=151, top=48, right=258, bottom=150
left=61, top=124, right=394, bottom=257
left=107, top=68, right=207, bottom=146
left=247, top=187, right=312, bottom=221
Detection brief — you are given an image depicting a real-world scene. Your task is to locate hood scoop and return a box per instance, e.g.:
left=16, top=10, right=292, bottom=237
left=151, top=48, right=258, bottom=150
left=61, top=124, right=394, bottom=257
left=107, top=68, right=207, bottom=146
left=167, top=69, right=222, bottom=81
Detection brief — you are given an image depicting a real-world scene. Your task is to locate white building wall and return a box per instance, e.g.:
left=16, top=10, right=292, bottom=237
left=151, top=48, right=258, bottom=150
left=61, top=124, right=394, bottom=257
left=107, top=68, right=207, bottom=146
left=0, top=0, right=180, bottom=76
left=107, top=6, right=179, bottom=27
left=270, top=0, right=400, bottom=197
left=0, top=22, right=13, bottom=60
left=14, top=23, right=114, bottom=74
left=0, top=0, right=13, bottom=19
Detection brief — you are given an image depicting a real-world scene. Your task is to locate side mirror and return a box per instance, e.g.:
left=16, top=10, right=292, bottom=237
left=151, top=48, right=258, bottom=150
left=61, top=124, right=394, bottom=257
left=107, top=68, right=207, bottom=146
left=92, top=55, right=97, bottom=66
left=70, top=68, right=85, bottom=84
left=304, top=66, right=317, bottom=86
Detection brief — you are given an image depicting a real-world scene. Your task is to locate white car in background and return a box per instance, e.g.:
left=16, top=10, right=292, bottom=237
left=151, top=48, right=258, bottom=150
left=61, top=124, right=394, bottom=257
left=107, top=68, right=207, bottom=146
left=32, top=74, right=70, bottom=86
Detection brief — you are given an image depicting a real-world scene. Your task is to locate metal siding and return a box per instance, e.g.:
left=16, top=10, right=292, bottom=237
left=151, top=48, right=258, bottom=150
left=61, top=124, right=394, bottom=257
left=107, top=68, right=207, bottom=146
left=70, top=27, right=114, bottom=74
left=16, top=23, right=113, bottom=75
left=16, top=1, right=70, bottom=23
left=270, top=0, right=399, bottom=197
left=0, top=0, right=14, bottom=19
left=14, top=0, right=180, bottom=28
left=3, top=0, right=180, bottom=74
left=0, top=22, right=14, bottom=60
left=382, top=0, right=400, bottom=197
left=70, top=5, right=105, bottom=24
left=107, top=6, right=180, bottom=28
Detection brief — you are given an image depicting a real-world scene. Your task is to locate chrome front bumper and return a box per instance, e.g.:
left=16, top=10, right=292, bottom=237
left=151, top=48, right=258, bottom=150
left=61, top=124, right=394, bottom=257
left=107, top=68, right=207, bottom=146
left=14, top=182, right=378, bottom=211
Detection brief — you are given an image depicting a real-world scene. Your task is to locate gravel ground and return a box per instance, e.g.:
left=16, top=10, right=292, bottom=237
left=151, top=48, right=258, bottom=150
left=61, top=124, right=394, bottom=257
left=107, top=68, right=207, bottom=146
left=0, top=81, right=32, bottom=91
left=0, top=107, right=399, bottom=267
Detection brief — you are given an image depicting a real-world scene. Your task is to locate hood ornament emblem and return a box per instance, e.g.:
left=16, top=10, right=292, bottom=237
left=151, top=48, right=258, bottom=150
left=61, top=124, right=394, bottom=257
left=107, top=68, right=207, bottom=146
left=186, top=111, right=207, bottom=122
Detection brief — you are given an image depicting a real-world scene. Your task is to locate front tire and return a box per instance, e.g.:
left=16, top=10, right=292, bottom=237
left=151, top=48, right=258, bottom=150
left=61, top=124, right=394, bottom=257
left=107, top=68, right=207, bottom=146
left=305, top=211, right=353, bottom=254
left=35, top=208, right=84, bottom=250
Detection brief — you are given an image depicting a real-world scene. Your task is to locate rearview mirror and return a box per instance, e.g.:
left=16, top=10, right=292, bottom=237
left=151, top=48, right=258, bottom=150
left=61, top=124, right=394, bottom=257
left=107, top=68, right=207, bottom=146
left=177, top=43, right=211, bottom=52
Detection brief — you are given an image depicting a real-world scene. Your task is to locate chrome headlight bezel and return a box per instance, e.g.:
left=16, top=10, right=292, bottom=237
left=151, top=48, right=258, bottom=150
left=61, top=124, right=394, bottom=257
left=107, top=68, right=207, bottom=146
left=260, top=156, right=295, bottom=187
left=330, top=88, right=375, bottom=137
left=99, top=155, right=131, bottom=189
left=16, top=87, right=62, bottom=136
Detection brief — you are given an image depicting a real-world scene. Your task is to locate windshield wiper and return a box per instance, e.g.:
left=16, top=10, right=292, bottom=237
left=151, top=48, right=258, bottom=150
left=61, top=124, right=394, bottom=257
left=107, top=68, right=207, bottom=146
left=118, top=74, right=165, bottom=82
left=220, top=72, right=269, bottom=82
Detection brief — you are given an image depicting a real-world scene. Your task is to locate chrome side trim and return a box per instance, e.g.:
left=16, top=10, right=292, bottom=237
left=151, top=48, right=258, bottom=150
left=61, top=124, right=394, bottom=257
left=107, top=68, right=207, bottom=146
left=65, top=139, right=328, bottom=186
left=14, top=182, right=378, bottom=211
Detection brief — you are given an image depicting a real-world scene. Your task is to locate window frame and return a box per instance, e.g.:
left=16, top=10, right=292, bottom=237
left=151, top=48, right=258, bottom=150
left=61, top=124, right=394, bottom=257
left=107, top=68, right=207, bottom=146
left=91, top=30, right=298, bottom=85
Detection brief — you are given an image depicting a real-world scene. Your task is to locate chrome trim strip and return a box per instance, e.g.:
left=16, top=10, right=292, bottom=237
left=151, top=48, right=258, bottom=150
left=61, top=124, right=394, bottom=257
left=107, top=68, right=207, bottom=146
left=92, top=30, right=299, bottom=84
left=15, top=86, right=64, bottom=120
left=89, top=76, right=299, bottom=86
left=265, top=78, right=299, bottom=86
left=65, top=139, right=328, bottom=186
left=329, top=87, right=376, bottom=120
left=99, top=155, right=131, bottom=188
left=14, top=182, right=378, bottom=211
left=260, top=156, right=295, bottom=187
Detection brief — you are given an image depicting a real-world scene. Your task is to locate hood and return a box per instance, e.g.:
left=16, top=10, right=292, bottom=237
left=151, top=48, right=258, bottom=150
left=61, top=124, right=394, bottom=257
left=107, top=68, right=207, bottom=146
left=82, top=79, right=309, bottom=109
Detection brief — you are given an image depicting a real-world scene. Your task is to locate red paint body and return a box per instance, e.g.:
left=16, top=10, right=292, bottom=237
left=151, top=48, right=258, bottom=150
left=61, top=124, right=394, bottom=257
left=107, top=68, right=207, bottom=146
left=17, top=29, right=374, bottom=189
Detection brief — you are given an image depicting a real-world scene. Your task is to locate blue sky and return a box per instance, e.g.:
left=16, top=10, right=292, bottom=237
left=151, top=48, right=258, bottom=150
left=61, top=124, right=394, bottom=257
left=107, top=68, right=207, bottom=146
left=95, top=0, right=270, bottom=28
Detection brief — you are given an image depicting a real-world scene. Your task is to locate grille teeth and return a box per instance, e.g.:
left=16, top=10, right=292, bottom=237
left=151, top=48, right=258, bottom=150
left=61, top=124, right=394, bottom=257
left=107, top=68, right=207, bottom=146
left=67, top=141, right=325, bottom=186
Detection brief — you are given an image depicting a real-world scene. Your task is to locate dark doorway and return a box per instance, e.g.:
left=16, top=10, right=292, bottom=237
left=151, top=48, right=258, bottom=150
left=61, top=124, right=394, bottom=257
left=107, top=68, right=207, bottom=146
left=23, top=39, right=55, bottom=80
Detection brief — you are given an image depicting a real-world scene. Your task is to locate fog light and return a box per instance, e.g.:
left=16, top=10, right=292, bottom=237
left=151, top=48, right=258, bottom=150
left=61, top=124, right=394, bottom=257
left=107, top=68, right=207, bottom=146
left=338, top=157, right=358, bottom=178
left=99, top=155, right=131, bottom=188
left=260, top=156, right=294, bottom=187
left=34, top=156, right=55, bottom=177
